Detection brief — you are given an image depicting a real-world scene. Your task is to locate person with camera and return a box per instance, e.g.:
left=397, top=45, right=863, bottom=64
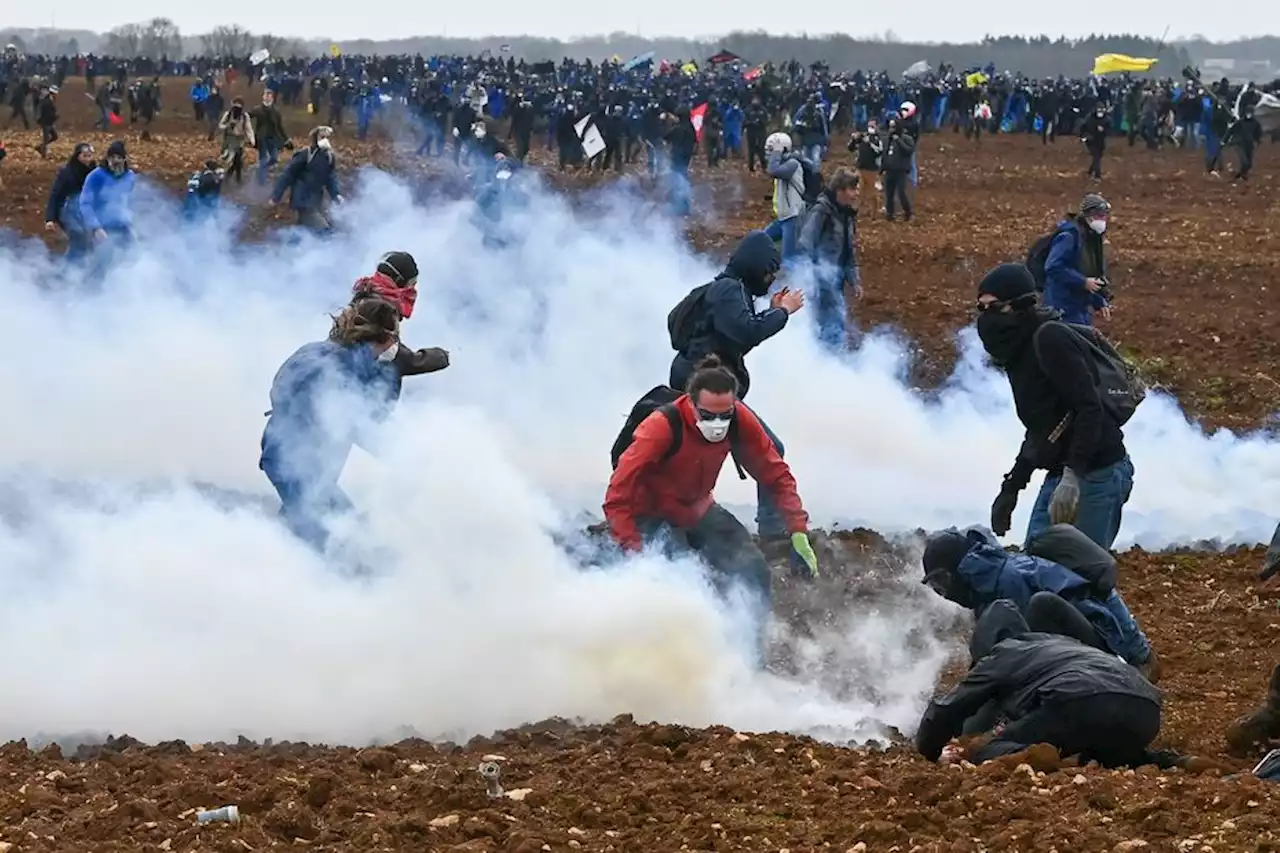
left=880, top=117, right=915, bottom=222
left=1043, top=193, right=1112, bottom=326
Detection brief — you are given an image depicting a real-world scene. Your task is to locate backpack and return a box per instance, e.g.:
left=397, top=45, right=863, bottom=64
left=1026, top=231, right=1057, bottom=292
left=667, top=281, right=715, bottom=351
left=609, top=385, right=748, bottom=479
left=1033, top=321, right=1146, bottom=426
left=799, top=159, right=824, bottom=204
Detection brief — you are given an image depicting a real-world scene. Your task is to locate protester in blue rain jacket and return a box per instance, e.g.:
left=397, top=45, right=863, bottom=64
left=259, top=298, right=403, bottom=551
left=1043, top=193, right=1112, bottom=325
left=44, top=142, right=95, bottom=258
left=920, top=524, right=1158, bottom=679
left=78, top=139, right=136, bottom=242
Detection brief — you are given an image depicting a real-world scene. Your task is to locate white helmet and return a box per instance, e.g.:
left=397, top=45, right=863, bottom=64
left=765, top=132, right=792, bottom=155
left=900, top=101, right=917, bottom=119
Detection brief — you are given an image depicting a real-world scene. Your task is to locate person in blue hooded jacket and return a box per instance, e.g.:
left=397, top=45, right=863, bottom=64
left=920, top=523, right=1159, bottom=682
left=259, top=298, right=403, bottom=551
left=668, top=231, right=804, bottom=545
left=79, top=139, right=136, bottom=247
left=44, top=141, right=96, bottom=259
left=1042, top=193, right=1111, bottom=326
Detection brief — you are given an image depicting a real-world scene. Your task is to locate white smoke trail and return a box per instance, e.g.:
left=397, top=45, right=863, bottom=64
left=0, top=166, right=1272, bottom=745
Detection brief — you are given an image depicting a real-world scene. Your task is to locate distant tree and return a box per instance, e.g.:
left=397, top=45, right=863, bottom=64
left=139, top=17, right=182, bottom=58
left=200, top=24, right=255, bottom=58
left=102, top=23, right=142, bottom=57
left=64, top=37, right=80, bottom=55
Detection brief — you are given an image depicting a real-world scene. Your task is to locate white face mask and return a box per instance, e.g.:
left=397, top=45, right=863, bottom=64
left=1087, top=218, right=1107, bottom=235
left=376, top=342, right=400, bottom=363
left=474, top=126, right=487, bottom=139
left=695, top=416, right=732, bottom=443
left=317, top=137, right=332, bottom=151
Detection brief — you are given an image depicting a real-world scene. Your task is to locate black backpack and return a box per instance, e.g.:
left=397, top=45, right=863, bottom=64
left=799, top=159, right=824, bottom=204
left=609, top=385, right=747, bottom=479
left=1033, top=321, right=1146, bottom=426
left=1026, top=231, right=1056, bottom=292
left=667, top=281, right=716, bottom=351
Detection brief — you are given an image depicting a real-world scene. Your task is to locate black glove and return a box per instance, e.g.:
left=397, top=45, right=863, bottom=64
left=991, top=485, right=1019, bottom=536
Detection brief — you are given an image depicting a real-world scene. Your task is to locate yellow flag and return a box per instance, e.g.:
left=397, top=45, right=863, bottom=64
left=681, top=61, right=698, bottom=76
left=965, top=71, right=988, bottom=88
left=329, top=43, right=342, bottom=58
left=1092, top=53, right=1157, bottom=75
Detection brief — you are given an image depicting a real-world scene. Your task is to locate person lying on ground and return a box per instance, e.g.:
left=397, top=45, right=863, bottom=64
left=917, top=600, right=1163, bottom=768
left=921, top=523, right=1159, bottom=682
left=604, top=355, right=819, bottom=650
left=349, top=251, right=450, bottom=381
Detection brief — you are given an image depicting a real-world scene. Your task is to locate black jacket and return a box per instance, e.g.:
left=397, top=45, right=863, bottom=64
left=668, top=231, right=786, bottom=399
left=989, top=311, right=1127, bottom=483
left=916, top=601, right=1161, bottom=761
left=880, top=129, right=916, bottom=172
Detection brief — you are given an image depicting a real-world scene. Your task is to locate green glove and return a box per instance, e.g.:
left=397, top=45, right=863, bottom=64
left=1049, top=467, right=1081, bottom=526
left=790, top=532, right=819, bottom=579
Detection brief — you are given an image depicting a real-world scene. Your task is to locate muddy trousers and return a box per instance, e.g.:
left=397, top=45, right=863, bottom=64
left=972, top=694, right=1161, bottom=768
left=638, top=505, right=772, bottom=608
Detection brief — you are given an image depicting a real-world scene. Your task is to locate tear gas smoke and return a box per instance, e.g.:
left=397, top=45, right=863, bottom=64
left=0, top=168, right=1274, bottom=745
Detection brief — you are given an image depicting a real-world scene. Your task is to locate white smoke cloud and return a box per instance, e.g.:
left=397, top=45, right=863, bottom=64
left=0, top=167, right=1273, bottom=746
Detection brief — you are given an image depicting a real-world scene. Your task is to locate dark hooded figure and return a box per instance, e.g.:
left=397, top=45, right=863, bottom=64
left=667, top=231, right=804, bottom=546
left=44, top=141, right=96, bottom=258
left=975, top=263, right=1134, bottom=551
left=916, top=600, right=1162, bottom=767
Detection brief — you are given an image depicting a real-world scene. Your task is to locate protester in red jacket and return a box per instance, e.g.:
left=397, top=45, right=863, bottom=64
left=604, top=356, right=819, bottom=618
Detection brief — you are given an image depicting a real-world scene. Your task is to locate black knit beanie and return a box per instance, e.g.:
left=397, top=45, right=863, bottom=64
left=376, top=251, right=419, bottom=287
left=977, top=263, right=1037, bottom=304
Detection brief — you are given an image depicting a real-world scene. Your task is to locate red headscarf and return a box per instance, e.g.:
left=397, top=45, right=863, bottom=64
left=352, top=272, right=417, bottom=319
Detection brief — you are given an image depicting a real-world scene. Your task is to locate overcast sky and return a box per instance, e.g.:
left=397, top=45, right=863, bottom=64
left=7, top=3, right=1277, bottom=44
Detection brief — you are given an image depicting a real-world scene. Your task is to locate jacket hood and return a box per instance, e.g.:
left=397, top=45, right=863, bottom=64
left=952, top=526, right=1010, bottom=594
left=724, top=231, right=781, bottom=294
left=969, top=599, right=1028, bottom=663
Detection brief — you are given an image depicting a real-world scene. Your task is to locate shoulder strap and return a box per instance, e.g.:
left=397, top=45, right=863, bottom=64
left=658, top=403, right=684, bottom=462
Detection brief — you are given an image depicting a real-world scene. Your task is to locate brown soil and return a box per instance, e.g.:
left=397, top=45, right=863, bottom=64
left=2, top=80, right=1279, bottom=851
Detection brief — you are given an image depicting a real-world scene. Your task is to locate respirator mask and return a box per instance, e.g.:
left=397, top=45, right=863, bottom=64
left=694, top=407, right=734, bottom=443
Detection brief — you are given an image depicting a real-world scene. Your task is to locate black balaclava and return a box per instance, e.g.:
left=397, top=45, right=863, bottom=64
left=974, top=263, right=1048, bottom=367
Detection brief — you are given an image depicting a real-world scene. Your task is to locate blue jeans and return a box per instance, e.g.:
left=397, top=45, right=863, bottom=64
left=1025, top=456, right=1134, bottom=550
left=257, top=139, right=280, bottom=185
left=763, top=216, right=798, bottom=262
left=805, top=143, right=824, bottom=167
left=813, top=273, right=850, bottom=352
left=909, top=152, right=919, bottom=186
left=261, top=456, right=354, bottom=552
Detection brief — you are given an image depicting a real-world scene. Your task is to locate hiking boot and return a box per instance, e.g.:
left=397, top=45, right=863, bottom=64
left=1226, top=664, right=1280, bottom=756
left=1139, top=646, right=1162, bottom=684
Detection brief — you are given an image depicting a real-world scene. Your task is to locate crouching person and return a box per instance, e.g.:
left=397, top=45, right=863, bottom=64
left=920, top=523, right=1159, bottom=682
left=604, top=356, right=819, bottom=650
left=260, top=299, right=403, bottom=551
left=917, top=600, right=1163, bottom=767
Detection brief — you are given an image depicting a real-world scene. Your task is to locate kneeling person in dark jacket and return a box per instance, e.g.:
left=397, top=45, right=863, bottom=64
left=606, top=356, right=819, bottom=642
left=917, top=600, right=1162, bottom=767
left=668, top=231, right=804, bottom=545
left=921, top=523, right=1158, bottom=681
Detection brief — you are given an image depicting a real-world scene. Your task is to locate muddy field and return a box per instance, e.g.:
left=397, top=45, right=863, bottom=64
left=2, top=77, right=1280, bottom=851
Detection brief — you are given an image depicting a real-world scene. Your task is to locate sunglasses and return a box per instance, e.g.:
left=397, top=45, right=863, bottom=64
left=695, top=405, right=735, bottom=423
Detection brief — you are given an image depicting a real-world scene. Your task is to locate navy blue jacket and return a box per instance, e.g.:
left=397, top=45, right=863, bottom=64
left=1043, top=220, right=1108, bottom=325
left=45, top=163, right=90, bottom=233
left=272, top=147, right=340, bottom=212
left=668, top=231, right=786, bottom=400
left=951, top=527, right=1151, bottom=666
left=259, top=340, right=399, bottom=488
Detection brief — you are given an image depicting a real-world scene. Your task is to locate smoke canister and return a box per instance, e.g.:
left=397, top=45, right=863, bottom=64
left=196, top=805, right=241, bottom=825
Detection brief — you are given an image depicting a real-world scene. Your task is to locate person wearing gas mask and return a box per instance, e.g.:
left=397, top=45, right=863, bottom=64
left=79, top=139, right=136, bottom=250
left=880, top=117, right=915, bottom=222
left=1043, top=193, right=1111, bottom=326
left=975, top=262, right=1135, bottom=552
left=604, top=354, right=819, bottom=652
left=271, top=126, right=342, bottom=233
left=218, top=97, right=255, bottom=184
left=348, top=251, right=451, bottom=384
left=259, top=298, right=404, bottom=553
left=1080, top=106, right=1109, bottom=180
left=667, top=231, right=806, bottom=558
